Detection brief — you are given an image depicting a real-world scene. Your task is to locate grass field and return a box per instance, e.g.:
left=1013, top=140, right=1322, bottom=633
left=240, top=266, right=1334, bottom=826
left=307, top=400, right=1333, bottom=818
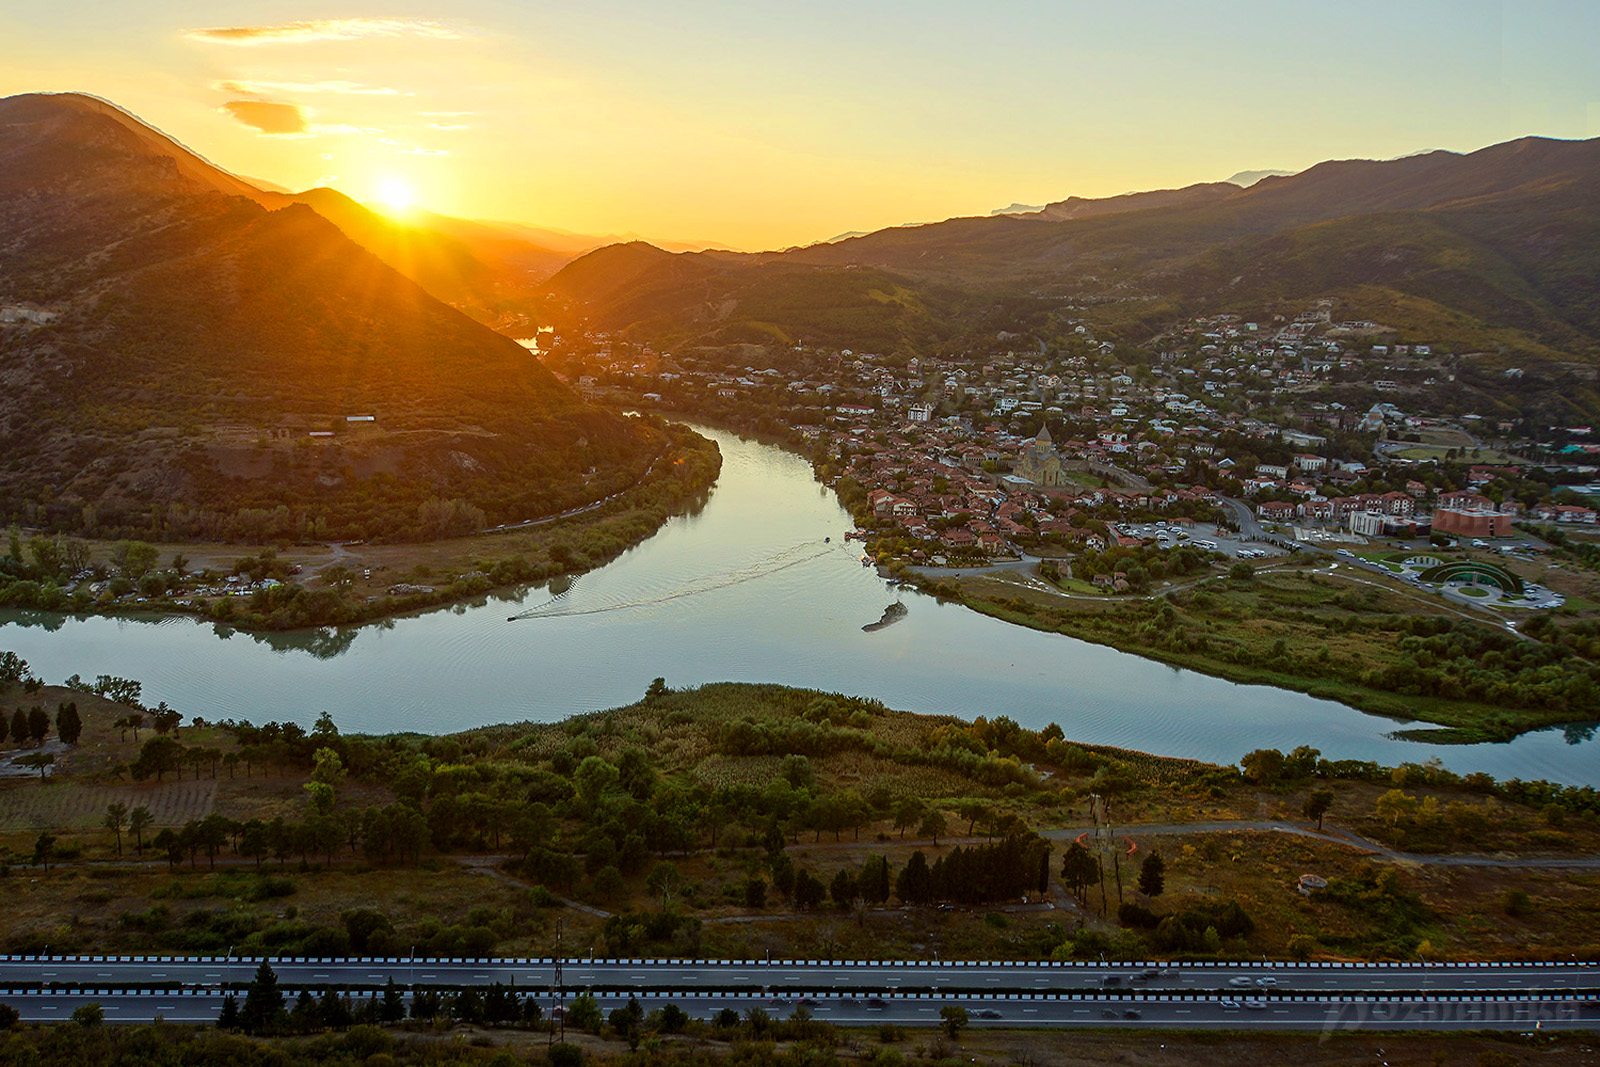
left=937, top=564, right=1591, bottom=741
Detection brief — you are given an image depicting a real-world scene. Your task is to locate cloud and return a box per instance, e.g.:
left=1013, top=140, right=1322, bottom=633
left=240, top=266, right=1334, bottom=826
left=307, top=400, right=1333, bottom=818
left=218, top=79, right=404, bottom=96
left=187, top=17, right=463, bottom=46
left=429, top=123, right=469, bottom=130
left=222, top=99, right=308, bottom=134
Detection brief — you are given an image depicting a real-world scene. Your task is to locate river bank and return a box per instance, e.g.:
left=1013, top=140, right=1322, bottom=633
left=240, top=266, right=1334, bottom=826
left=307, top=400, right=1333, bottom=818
left=0, top=425, right=721, bottom=634
left=4, top=426, right=1598, bottom=785
left=911, top=564, right=1598, bottom=745
left=662, top=406, right=1600, bottom=747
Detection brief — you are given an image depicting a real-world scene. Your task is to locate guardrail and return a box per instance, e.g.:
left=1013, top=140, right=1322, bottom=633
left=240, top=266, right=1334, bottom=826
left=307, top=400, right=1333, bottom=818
left=3, top=955, right=1595, bottom=967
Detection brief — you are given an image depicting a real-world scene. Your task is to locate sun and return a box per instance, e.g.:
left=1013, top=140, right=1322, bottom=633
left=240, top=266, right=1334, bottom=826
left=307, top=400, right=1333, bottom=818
left=375, top=176, right=417, bottom=214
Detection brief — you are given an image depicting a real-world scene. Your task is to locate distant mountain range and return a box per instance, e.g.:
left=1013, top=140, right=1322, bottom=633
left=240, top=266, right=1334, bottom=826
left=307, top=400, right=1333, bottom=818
left=0, top=92, right=658, bottom=540
left=542, top=136, right=1600, bottom=413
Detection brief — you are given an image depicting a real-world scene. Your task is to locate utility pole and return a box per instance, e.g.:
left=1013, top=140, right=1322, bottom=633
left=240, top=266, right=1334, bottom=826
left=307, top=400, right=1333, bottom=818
left=550, top=918, right=564, bottom=1046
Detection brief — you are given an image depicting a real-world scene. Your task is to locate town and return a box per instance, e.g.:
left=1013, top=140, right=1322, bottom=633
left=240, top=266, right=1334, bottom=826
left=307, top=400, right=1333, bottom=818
left=533, top=301, right=1600, bottom=619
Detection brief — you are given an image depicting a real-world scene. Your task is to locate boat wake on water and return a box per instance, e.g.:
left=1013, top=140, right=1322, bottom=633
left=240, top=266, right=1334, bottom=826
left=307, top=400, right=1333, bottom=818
left=506, top=540, right=842, bottom=621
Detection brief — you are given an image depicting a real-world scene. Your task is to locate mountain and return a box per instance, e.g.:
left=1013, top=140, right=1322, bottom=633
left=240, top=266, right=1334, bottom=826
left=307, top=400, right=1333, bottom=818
left=1225, top=169, right=1296, bottom=187
left=547, top=136, right=1600, bottom=375
left=1025, top=182, right=1239, bottom=222
left=0, top=91, right=659, bottom=542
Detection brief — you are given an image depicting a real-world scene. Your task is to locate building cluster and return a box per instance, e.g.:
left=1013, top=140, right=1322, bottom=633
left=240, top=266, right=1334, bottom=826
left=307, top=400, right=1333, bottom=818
left=542, top=305, right=1600, bottom=562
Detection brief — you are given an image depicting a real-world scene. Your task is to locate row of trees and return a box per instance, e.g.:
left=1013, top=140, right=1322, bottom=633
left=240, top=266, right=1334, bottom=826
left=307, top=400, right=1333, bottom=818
left=1, top=702, right=79, bottom=747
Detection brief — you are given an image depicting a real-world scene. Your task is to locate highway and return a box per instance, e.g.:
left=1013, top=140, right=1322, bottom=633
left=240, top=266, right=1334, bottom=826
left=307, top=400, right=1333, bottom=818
left=1, top=955, right=1596, bottom=1032
left=4, top=955, right=1596, bottom=995
left=0, top=986, right=1594, bottom=1032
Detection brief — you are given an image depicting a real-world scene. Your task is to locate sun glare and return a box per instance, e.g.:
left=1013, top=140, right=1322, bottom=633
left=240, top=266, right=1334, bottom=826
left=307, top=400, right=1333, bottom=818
left=375, top=176, right=416, bottom=214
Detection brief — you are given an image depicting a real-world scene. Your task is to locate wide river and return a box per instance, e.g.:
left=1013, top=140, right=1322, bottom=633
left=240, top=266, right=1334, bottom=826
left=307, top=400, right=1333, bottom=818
left=3, top=428, right=1596, bottom=784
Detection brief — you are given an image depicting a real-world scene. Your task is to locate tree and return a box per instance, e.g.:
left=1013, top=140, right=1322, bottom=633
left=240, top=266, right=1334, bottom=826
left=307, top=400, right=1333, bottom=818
left=1375, top=789, right=1418, bottom=829
left=1240, top=748, right=1286, bottom=785
left=1304, top=787, right=1335, bottom=831
left=743, top=876, right=766, bottom=908
left=27, top=706, right=49, bottom=744
left=591, top=865, right=625, bottom=903
left=152, top=828, right=180, bottom=869
left=1137, top=851, right=1165, bottom=897
left=241, top=962, right=287, bottom=1034
left=859, top=855, right=892, bottom=904
left=646, top=861, right=682, bottom=909
left=151, top=703, right=182, bottom=737
left=566, top=991, right=603, bottom=1032
left=895, top=850, right=933, bottom=905
left=128, top=806, right=152, bottom=854
left=1229, top=561, right=1255, bottom=581
left=70, top=1002, right=103, bottom=1027
left=32, top=831, right=56, bottom=871
left=111, top=540, right=159, bottom=579
left=892, top=796, right=925, bottom=838
left=1060, top=842, right=1099, bottom=906
left=17, top=752, right=53, bottom=780
left=939, top=1005, right=969, bottom=1039
left=918, top=809, right=948, bottom=846
left=0, top=651, right=31, bottom=688
left=380, top=977, right=406, bottom=1023
left=104, top=801, right=128, bottom=855
left=645, top=677, right=669, bottom=701
left=956, top=799, right=993, bottom=837
left=574, top=756, right=620, bottom=809
left=9, top=710, right=25, bottom=747
left=55, top=702, right=81, bottom=745
left=792, top=868, right=827, bottom=910
left=217, top=993, right=242, bottom=1030
left=310, top=747, right=346, bottom=786
left=829, top=868, right=858, bottom=909
left=131, top=736, right=183, bottom=782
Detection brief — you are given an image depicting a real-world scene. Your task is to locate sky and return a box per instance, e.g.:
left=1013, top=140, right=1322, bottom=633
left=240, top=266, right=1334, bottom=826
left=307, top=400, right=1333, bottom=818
left=4, top=1, right=1599, bottom=250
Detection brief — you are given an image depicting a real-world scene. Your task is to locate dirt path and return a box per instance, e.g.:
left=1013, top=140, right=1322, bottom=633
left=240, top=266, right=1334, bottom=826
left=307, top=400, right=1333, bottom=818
left=788, top=820, right=1600, bottom=870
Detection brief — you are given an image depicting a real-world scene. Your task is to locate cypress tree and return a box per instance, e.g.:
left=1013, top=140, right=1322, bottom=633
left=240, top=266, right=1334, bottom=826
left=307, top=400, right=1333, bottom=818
left=240, top=962, right=286, bottom=1034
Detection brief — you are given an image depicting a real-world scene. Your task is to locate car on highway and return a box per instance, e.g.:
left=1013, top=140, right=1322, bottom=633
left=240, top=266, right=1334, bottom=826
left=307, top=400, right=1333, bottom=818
left=1100, top=1009, right=1118, bottom=1019
left=1227, top=976, right=1256, bottom=988
left=1101, top=975, right=1123, bottom=986
left=866, top=998, right=886, bottom=1010
left=1243, top=1000, right=1266, bottom=1011
left=1255, top=977, right=1279, bottom=987
left=1122, top=1008, right=1142, bottom=1019
left=976, top=1009, right=1003, bottom=1019
left=1219, top=999, right=1240, bottom=1010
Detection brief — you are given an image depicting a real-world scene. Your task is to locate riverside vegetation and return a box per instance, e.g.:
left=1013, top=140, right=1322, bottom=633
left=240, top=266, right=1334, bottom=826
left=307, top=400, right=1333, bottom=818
left=2, top=657, right=1598, bottom=970
left=916, top=561, right=1600, bottom=744
left=0, top=421, right=720, bottom=631
left=0, top=1013, right=1593, bottom=1067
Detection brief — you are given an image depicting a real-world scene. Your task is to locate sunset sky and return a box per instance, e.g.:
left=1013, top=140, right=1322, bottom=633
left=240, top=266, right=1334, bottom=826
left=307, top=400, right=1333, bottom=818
left=4, top=1, right=1597, bottom=250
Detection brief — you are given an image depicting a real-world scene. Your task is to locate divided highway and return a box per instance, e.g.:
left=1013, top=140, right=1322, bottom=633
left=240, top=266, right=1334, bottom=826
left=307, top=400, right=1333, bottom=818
left=1, top=955, right=1595, bottom=1031
left=4, top=955, right=1596, bottom=994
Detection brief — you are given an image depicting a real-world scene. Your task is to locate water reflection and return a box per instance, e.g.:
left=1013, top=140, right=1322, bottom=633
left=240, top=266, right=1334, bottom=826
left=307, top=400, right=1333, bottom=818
left=2, top=426, right=1598, bottom=786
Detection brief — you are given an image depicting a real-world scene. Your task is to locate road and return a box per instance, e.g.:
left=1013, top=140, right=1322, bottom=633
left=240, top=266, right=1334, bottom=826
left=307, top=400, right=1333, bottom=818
left=4, top=955, right=1596, bottom=997
left=0, top=983, right=1594, bottom=1033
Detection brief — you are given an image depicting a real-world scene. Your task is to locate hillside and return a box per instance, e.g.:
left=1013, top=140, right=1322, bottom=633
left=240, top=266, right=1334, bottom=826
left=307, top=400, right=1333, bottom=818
left=545, top=136, right=1600, bottom=372
left=0, top=92, right=662, bottom=542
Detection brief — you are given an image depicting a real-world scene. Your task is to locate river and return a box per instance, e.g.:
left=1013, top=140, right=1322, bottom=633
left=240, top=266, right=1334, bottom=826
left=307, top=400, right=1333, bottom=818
left=2, top=427, right=1596, bottom=784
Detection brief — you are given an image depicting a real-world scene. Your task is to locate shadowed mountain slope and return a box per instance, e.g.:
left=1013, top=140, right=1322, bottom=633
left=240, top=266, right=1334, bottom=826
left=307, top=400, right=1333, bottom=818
left=0, top=92, right=659, bottom=541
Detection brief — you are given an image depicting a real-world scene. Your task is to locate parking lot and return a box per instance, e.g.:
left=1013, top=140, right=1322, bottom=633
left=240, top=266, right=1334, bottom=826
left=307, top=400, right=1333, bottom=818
left=1120, top=521, right=1287, bottom=560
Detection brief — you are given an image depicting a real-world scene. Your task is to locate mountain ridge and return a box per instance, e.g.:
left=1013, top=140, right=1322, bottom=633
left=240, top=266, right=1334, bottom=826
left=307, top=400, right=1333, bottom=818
left=0, top=91, right=659, bottom=542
